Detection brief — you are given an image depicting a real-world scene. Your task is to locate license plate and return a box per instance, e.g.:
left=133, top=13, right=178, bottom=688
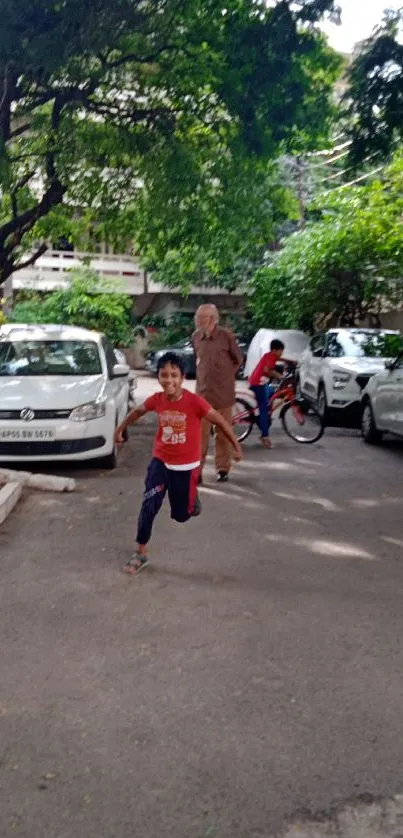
left=0, top=428, right=56, bottom=441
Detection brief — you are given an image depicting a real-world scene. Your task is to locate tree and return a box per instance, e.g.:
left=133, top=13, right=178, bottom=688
left=131, top=159, right=300, bottom=293
left=11, top=268, right=134, bottom=346
left=249, top=153, right=403, bottom=331
left=117, top=29, right=342, bottom=292
left=0, top=0, right=342, bottom=290
left=345, top=8, right=403, bottom=166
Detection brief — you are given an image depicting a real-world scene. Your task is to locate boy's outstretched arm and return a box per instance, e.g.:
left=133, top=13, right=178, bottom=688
left=115, top=404, right=147, bottom=444
left=264, top=357, right=297, bottom=381
left=206, top=408, right=242, bottom=461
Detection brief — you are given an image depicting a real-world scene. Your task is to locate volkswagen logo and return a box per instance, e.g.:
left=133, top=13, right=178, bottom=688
left=20, top=408, right=35, bottom=422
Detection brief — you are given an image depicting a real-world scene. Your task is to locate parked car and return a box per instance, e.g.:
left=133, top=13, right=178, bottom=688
left=245, top=329, right=309, bottom=379
left=146, top=339, right=196, bottom=377
left=0, top=323, right=132, bottom=468
left=146, top=336, right=249, bottom=379
left=361, top=352, right=403, bottom=443
left=298, top=328, right=403, bottom=425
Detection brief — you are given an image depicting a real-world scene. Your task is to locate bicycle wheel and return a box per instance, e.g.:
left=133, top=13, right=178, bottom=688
left=232, top=398, right=255, bottom=442
left=281, top=400, right=324, bottom=444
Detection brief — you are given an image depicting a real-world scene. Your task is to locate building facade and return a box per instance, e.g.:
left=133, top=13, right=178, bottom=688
left=11, top=247, right=245, bottom=322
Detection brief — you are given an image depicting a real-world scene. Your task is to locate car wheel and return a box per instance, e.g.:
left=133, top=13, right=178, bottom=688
left=361, top=400, right=383, bottom=445
left=99, top=448, right=118, bottom=469
left=317, top=384, right=328, bottom=423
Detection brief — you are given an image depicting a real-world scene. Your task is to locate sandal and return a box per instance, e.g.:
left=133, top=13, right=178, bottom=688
left=124, top=555, right=149, bottom=575
left=261, top=437, right=273, bottom=449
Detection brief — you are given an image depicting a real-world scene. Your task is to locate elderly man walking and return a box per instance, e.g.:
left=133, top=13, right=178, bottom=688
left=193, top=304, right=243, bottom=482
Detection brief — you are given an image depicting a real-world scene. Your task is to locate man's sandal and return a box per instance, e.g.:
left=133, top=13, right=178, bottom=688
left=124, top=555, right=149, bottom=575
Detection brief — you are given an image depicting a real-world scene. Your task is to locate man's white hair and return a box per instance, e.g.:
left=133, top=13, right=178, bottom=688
left=196, top=303, right=219, bottom=323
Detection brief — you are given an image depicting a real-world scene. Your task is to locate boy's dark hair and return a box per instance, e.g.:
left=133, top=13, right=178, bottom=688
left=270, top=339, right=285, bottom=351
left=157, top=351, right=186, bottom=376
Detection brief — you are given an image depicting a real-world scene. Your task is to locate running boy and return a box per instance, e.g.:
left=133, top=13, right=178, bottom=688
left=248, top=339, right=288, bottom=448
left=115, top=352, right=242, bottom=575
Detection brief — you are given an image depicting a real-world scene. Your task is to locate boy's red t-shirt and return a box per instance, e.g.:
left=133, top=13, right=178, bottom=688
left=144, top=389, right=211, bottom=467
left=249, top=351, right=279, bottom=386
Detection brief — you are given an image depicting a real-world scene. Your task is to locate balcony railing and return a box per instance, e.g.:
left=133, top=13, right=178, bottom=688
left=12, top=250, right=147, bottom=295
left=12, top=249, right=240, bottom=296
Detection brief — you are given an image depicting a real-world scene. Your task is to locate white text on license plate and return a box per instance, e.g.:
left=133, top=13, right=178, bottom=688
left=0, top=428, right=56, bottom=441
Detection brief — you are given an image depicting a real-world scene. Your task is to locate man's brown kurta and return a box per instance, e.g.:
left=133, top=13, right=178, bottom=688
left=192, top=326, right=243, bottom=409
left=192, top=326, right=243, bottom=474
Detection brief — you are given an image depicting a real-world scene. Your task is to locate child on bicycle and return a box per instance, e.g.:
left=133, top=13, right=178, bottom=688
left=115, top=351, right=242, bottom=575
left=248, top=339, right=287, bottom=448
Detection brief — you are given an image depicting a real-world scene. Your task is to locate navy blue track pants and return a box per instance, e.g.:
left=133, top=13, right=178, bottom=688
left=136, top=458, right=200, bottom=545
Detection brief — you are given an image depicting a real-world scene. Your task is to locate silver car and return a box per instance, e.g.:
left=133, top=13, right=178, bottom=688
left=361, top=353, right=403, bottom=444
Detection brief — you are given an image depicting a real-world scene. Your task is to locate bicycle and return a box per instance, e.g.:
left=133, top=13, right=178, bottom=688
left=232, top=363, right=325, bottom=444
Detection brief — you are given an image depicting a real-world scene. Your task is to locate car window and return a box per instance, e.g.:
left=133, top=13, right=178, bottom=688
left=336, top=331, right=403, bottom=358
left=0, top=340, right=102, bottom=376
left=310, top=335, right=325, bottom=356
left=325, top=334, right=344, bottom=358
left=102, top=338, right=119, bottom=377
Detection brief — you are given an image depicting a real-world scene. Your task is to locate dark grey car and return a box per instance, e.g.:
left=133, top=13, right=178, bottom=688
left=146, top=337, right=248, bottom=379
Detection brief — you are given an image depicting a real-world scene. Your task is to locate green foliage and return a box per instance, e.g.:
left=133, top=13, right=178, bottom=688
left=118, top=25, right=342, bottom=293
left=362, top=333, right=403, bottom=358
left=11, top=268, right=134, bottom=346
left=0, top=300, right=7, bottom=326
left=250, top=152, right=403, bottom=330
left=345, top=8, right=403, bottom=166
left=140, top=314, right=167, bottom=331
left=133, top=158, right=300, bottom=292
left=0, top=0, right=342, bottom=288
left=148, top=313, right=194, bottom=349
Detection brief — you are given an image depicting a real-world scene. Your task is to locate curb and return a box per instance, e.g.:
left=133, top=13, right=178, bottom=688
left=0, top=481, right=22, bottom=526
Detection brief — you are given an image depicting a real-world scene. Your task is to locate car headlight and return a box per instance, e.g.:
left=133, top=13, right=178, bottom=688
left=332, top=371, right=352, bottom=390
left=70, top=399, right=107, bottom=422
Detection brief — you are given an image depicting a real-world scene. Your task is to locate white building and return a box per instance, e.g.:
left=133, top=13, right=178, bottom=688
left=11, top=246, right=245, bottom=322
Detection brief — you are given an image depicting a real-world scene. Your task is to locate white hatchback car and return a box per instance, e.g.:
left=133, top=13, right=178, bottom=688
left=0, top=324, right=131, bottom=468
left=361, top=353, right=403, bottom=444
left=298, top=328, right=402, bottom=425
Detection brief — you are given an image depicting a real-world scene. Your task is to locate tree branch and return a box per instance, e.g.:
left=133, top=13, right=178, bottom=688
left=0, top=62, right=12, bottom=113
left=0, top=179, right=65, bottom=246
left=9, top=122, right=31, bottom=139
left=9, top=169, right=37, bottom=220
left=14, top=243, right=48, bottom=273
left=103, top=43, right=179, bottom=70
left=0, top=62, right=16, bottom=142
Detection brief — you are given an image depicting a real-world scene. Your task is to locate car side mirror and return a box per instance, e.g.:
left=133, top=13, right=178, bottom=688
left=112, top=363, right=130, bottom=378
left=385, top=360, right=395, bottom=372
left=312, top=349, right=323, bottom=358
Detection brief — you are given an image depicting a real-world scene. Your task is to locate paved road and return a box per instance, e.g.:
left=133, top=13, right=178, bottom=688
left=1, top=382, right=403, bottom=837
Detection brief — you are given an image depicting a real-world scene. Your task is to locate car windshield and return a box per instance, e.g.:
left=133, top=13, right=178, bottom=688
left=0, top=339, right=102, bottom=376
left=337, top=331, right=403, bottom=358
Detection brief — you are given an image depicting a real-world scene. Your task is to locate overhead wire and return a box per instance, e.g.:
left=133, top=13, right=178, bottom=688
left=322, top=164, right=387, bottom=194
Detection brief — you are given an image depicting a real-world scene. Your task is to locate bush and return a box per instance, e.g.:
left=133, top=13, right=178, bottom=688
left=11, top=268, right=134, bottom=346
left=148, top=312, right=194, bottom=349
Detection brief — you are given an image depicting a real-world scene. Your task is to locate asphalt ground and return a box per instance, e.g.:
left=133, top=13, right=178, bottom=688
left=1, top=377, right=403, bottom=837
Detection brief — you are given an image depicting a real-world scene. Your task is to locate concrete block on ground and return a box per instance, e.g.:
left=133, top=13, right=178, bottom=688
left=0, top=481, right=22, bottom=526
left=281, top=794, right=403, bottom=838
left=0, top=468, right=75, bottom=492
